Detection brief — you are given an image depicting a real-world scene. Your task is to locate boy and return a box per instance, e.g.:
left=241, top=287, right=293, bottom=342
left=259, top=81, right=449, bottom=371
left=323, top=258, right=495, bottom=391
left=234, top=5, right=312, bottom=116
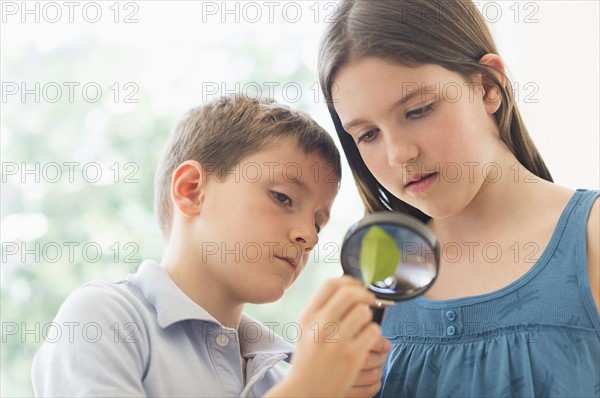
left=32, top=95, right=389, bottom=397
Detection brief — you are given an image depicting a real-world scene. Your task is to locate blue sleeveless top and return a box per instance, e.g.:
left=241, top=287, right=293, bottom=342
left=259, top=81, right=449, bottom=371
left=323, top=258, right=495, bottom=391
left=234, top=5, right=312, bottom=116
left=378, top=189, right=600, bottom=397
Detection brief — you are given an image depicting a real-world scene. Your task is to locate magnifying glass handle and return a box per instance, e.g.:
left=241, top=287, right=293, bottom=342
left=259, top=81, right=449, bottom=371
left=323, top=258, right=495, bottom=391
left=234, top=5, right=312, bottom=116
left=371, top=306, right=386, bottom=324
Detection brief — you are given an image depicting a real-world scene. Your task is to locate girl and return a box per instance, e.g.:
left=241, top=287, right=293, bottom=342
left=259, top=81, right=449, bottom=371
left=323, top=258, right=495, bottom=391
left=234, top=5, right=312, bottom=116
left=318, top=0, right=599, bottom=396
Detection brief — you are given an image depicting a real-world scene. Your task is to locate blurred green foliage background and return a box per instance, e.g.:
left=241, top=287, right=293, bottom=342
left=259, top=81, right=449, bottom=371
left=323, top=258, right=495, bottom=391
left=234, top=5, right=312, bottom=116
left=0, top=4, right=365, bottom=395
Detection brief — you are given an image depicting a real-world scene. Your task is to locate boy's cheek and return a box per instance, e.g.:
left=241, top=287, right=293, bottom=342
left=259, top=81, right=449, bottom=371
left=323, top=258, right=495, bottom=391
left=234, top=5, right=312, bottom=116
left=295, top=259, right=310, bottom=277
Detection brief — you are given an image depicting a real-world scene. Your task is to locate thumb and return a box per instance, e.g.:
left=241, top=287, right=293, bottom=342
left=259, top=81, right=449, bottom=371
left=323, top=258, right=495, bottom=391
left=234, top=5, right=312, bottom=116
left=371, top=336, right=392, bottom=353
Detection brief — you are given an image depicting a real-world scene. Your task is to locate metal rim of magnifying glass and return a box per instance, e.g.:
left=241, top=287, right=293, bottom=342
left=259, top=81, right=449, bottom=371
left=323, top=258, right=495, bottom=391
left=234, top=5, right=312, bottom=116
left=341, top=211, right=441, bottom=301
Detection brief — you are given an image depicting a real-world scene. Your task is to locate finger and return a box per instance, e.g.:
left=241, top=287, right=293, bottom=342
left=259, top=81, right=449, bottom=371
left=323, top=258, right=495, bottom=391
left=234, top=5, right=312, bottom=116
left=301, top=276, right=363, bottom=315
left=353, top=366, right=384, bottom=387
left=319, top=285, right=376, bottom=322
left=361, top=351, right=388, bottom=370
left=346, top=381, right=383, bottom=398
left=352, top=322, right=381, bottom=353
left=369, top=336, right=392, bottom=355
left=335, top=303, right=373, bottom=339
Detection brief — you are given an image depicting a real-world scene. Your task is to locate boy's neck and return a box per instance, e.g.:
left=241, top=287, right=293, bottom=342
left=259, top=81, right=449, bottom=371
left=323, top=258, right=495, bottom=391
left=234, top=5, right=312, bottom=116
left=161, top=243, right=245, bottom=329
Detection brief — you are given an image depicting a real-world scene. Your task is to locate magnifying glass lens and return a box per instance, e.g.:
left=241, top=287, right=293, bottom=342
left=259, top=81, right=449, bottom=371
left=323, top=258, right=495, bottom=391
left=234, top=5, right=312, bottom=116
left=341, top=213, right=439, bottom=301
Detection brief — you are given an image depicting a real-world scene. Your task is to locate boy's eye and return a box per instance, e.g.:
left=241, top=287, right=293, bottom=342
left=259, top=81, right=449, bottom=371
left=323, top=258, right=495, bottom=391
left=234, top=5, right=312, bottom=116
left=406, top=103, right=434, bottom=119
left=357, top=128, right=379, bottom=145
left=272, top=191, right=292, bottom=206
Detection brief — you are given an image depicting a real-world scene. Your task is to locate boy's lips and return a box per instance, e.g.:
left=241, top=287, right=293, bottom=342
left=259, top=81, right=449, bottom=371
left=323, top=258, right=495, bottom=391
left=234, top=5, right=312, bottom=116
left=275, top=256, right=298, bottom=270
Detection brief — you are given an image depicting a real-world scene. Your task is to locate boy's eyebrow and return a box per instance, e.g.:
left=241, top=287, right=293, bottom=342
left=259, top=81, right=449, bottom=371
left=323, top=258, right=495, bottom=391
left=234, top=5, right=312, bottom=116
left=289, top=178, right=307, bottom=190
left=272, top=172, right=307, bottom=191
left=342, top=84, right=435, bottom=131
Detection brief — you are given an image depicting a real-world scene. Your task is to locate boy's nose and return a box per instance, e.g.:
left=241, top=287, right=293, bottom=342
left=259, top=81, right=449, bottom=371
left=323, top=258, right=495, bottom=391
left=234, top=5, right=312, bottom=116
left=290, top=225, right=318, bottom=252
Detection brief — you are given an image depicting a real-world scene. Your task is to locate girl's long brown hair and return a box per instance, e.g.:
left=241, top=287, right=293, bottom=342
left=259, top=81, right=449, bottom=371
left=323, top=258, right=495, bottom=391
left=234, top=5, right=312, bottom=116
left=318, top=0, right=552, bottom=222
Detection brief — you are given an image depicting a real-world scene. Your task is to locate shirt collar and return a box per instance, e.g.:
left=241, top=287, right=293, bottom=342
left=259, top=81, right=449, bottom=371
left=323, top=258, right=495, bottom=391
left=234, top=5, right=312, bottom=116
left=129, top=260, right=294, bottom=358
left=129, top=260, right=218, bottom=328
left=238, top=313, right=294, bottom=360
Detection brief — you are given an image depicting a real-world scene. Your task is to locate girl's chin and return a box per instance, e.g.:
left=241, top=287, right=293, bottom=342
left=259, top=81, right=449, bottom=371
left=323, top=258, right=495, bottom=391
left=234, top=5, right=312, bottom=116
left=403, top=199, right=450, bottom=219
left=422, top=203, right=467, bottom=220
left=398, top=196, right=431, bottom=215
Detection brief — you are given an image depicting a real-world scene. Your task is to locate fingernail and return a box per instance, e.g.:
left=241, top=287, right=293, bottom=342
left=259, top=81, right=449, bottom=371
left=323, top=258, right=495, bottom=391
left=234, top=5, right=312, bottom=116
left=384, top=339, right=392, bottom=351
left=374, top=299, right=395, bottom=308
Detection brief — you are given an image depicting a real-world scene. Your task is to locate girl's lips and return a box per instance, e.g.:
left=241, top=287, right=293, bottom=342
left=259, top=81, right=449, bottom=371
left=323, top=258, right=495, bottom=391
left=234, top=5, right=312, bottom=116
left=405, top=172, right=438, bottom=193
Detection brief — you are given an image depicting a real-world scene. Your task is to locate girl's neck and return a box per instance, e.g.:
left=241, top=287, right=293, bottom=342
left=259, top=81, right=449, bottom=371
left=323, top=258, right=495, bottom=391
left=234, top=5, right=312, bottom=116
left=428, top=160, right=550, bottom=243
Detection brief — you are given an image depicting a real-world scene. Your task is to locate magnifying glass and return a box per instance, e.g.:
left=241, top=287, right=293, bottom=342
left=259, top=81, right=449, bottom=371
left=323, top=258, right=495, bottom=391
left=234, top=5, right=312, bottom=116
left=340, top=212, right=440, bottom=324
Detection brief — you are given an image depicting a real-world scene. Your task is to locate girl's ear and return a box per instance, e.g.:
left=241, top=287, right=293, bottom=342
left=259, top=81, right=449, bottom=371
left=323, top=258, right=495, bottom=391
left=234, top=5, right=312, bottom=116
left=170, top=161, right=208, bottom=218
left=478, top=53, right=507, bottom=115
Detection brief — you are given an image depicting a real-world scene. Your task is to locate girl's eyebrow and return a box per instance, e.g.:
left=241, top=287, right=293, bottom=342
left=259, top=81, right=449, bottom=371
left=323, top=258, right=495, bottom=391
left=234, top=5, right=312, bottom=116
left=394, top=84, right=437, bottom=107
left=343, top=118, right=369, bottom=132
left=343, top=84, right=437, bottom=131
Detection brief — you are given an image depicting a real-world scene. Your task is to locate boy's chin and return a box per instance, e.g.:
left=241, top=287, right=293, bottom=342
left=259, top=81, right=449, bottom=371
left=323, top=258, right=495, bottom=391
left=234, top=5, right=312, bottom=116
left=245, top=282, right=287, bottom=304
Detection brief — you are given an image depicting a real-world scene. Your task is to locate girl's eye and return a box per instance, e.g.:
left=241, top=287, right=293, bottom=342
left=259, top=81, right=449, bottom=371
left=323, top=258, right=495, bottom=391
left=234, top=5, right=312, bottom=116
left=272, top=191, right=292, bottom=206
left=315, top=224, right=321, bottom=234
left=406, top=103, right=434, bottom=119
left=357, top=128, right=379, bottom=145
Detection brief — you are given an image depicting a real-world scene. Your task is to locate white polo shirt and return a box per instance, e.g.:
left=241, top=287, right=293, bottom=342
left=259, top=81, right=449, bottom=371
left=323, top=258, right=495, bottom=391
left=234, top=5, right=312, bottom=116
left=32, top=260, right=294, bottom=397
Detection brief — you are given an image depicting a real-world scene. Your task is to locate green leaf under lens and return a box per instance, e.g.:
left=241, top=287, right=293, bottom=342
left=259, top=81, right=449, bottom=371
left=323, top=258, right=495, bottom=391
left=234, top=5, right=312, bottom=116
left=360, top=226, right=402, bottom=287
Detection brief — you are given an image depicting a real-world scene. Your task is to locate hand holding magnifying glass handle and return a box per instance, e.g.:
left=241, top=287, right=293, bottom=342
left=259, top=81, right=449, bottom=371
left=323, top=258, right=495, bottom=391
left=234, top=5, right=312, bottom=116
left=371, top=299, right=395, bottom=324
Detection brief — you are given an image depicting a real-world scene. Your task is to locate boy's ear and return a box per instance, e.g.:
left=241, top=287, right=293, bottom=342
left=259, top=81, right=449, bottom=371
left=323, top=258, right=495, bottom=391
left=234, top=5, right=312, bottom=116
left=478, top=53, right=506, bottom=115
left=171, top=161, right=207, bottom=218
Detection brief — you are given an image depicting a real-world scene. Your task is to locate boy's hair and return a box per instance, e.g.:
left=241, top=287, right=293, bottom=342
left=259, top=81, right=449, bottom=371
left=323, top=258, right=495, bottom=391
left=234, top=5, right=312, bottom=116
left=154, top=95, right=341, bottom=240
left=318, top=0, right=552, bottom=222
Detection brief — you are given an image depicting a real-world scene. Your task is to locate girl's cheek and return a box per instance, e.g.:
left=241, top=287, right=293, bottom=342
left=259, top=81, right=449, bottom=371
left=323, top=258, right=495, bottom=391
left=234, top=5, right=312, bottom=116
left=361, top=147, right=381, bottom=166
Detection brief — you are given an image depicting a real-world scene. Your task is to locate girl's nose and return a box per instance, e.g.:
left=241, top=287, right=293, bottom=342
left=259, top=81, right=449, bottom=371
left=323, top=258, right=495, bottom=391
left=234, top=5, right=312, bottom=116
left=386, top=133, right=419, bottom=168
